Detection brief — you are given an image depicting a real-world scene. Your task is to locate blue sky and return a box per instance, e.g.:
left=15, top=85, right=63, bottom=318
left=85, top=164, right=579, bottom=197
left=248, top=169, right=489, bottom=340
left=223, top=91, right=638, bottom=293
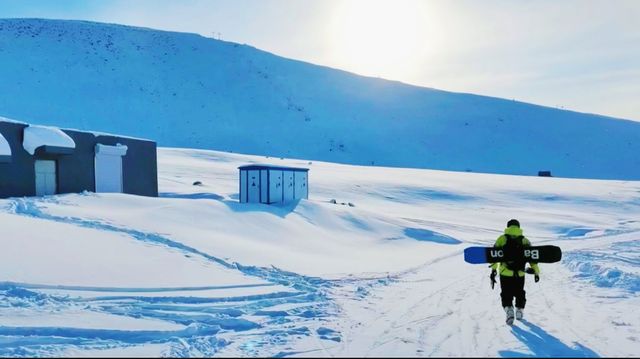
left=1, top=0, right=639, bottom=121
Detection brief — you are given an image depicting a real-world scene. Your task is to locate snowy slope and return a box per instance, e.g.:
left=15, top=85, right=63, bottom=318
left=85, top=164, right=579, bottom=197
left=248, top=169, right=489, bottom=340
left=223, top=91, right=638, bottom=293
left=1, top=18, right=640, bottom=180
left=0, top=147, right=638, bottom=357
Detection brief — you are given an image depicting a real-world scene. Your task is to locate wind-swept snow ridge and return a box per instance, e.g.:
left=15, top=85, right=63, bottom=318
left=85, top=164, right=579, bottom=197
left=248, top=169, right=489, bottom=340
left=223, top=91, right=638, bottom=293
left=7, top=197, right=328, bottom=292
left=1, top=196, right=347, bottom=357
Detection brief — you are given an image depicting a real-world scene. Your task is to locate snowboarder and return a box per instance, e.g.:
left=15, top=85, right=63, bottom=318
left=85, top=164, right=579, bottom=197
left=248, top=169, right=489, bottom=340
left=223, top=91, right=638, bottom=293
left=489, top=219, right=540, bottom=325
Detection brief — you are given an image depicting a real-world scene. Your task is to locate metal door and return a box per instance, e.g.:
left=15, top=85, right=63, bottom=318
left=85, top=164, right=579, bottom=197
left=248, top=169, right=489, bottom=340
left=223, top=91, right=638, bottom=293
left=247, top=170, right=260, bottom=202
left=268, top=170, right=284, bottom=203
left=283, top=171, right=294, bottom=201
left=95, top=153, right=123, bottom=193
left=35, top=160, right=56, bottom=196
left=240, top=170, right=248, bottom=202
left=294, top=171, right=308, bottom=199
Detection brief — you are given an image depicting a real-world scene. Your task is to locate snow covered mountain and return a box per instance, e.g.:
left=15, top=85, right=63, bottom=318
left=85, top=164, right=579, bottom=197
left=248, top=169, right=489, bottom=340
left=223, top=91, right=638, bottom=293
left=1, top=18, right=639, bottom=180
left=1, top=148, right=638, bottom=357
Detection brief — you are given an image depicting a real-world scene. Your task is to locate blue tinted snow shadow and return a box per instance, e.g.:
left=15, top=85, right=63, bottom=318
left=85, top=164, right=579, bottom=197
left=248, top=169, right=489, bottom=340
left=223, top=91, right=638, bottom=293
left=316, top=327, right=341, bottom=342
left=509, top=192, right=640, bottom=209
left=558, top=227, right=596, bottom=238
left=0, top=324, right=221, bottom=344
left=0, top=282, right=274, bottom=293
left=403, top=228, right=461, bottom=244
left=377, top=186, right=477, bottom=203
left=222, top=199, right=299, bottom=218
left=412, top=188, right=476, bottom=201
left=554, top=226, right=629, bottom=239
left=342, top=214, right=372, bottom=231
left=159, top=192, right=224, bottom=200
left=499, top=320, right=599, bottom=358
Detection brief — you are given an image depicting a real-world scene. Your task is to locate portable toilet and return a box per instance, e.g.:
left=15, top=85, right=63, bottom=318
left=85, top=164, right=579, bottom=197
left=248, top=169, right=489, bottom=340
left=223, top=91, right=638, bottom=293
left=239, top=164, right=309, bottom=204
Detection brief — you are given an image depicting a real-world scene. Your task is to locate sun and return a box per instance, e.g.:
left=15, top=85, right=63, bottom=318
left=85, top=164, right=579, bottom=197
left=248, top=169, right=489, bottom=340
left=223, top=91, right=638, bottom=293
left=327, top=0, right=429, bottom=80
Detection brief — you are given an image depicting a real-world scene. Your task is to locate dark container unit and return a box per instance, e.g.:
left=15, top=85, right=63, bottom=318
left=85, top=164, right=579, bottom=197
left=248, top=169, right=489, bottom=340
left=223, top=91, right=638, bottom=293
left=0, top=119, right=158, bottom=198
left=239, top=164, right=309, bottom=204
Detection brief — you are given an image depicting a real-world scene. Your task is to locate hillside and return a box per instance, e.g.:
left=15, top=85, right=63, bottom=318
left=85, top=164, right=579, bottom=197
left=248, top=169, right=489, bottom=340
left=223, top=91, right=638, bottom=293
left=1, top=18, right=639, bottom=179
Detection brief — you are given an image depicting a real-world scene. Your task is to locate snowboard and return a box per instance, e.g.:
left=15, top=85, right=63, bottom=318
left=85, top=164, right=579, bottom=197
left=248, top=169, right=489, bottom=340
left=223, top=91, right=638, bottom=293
left=464, top=245, right=562, bottom=264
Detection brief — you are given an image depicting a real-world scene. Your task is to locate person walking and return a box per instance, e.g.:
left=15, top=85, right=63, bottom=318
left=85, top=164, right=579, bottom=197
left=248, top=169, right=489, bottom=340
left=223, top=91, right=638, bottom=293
left=490, top=219, right=540, bottom=325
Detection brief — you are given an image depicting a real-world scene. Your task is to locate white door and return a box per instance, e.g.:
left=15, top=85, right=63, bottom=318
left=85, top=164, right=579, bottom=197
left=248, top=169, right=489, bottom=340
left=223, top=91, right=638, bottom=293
left=35, top=160, right=56, bottom=196
left=95, top=153, right=123, bottom=193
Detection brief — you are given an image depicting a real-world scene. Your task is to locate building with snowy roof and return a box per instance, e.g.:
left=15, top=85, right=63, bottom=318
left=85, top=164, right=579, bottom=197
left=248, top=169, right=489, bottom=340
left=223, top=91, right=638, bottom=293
left=239, top=164, right=309, bottom=204
left=0, top=118, right=158, bottom=198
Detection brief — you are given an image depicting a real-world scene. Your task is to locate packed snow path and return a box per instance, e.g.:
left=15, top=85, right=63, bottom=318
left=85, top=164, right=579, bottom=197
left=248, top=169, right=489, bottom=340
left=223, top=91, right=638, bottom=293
left=324, top=241, right=637, bottom=357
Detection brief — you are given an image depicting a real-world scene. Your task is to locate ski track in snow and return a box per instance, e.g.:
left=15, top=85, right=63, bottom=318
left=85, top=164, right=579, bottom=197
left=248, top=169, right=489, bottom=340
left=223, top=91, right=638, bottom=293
left=317, top=227, right=639, bottom=357
left=1, top=196, right=384, bottom=357
left=325, top=262, right=603, bottom=357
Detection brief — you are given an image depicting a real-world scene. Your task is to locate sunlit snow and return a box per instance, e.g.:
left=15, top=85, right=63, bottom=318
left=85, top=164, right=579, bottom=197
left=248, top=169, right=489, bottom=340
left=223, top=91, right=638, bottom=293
left=0, top=148, right=637, bottom=357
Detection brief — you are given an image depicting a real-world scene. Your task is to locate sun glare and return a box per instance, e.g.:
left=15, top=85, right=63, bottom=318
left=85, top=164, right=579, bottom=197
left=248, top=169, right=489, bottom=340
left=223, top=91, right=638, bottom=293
left=328, top=0, right=430, bottom=80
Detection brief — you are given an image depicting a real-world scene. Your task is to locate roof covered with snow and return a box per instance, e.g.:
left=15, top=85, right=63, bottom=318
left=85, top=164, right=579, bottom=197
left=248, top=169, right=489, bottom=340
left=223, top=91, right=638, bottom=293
left=0, top=116, right=28, bottom=125
left=95, top=143, right=128, bottom=156
left=238, top=164, right=309, bottom=172
left=0, top=116, right=153, bottom=143
left=23, top=125, right=76, bottom=155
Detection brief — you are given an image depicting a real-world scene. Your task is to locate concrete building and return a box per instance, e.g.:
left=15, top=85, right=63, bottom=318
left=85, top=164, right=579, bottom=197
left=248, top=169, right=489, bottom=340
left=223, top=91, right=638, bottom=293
left=0, top=118, right=158, bottom=198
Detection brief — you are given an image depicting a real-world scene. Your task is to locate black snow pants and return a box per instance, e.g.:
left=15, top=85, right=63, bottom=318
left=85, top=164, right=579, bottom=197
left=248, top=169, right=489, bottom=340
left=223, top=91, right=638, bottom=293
left=500, top=275, right=526, bottom=309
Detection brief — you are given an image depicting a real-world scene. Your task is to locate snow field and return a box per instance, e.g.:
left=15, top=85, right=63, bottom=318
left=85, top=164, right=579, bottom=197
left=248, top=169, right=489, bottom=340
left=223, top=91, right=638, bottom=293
left=0, top=147, right=638, bottom=356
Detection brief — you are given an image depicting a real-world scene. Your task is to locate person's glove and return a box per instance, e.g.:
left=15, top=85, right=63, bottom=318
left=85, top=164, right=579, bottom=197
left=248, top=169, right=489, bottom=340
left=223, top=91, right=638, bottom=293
left=534, top=274, right=540, bottom=283
left=525, top=267, right=535, bottom=274
left=490, top=269, right=497, bottom=289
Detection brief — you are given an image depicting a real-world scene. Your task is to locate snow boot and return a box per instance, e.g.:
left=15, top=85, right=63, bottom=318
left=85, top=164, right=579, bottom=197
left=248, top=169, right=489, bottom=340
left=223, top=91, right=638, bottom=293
left=516, top=307, right=524, bottom=320
left=504, top=306, right=515, bottom=325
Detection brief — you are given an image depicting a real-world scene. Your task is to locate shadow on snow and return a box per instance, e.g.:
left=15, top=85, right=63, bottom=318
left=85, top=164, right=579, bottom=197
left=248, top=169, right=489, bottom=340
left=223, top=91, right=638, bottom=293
left=221, top=199, right=300, bottom=218
left=403, top=228, right=461, bottom=244
left=499, top=320, right=599, bottom=358
left=159, top=192, right=225, bottom=200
